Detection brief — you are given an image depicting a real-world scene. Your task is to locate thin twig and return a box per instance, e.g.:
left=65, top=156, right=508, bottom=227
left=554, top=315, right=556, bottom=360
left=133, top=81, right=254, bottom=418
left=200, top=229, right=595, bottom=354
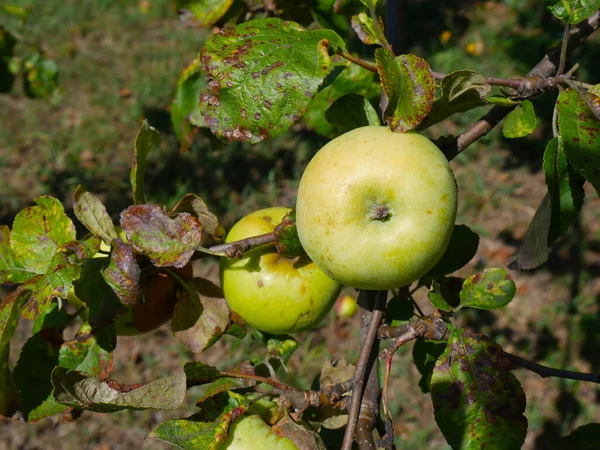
left=205, top=232, right=275, bottom=258
left=557, top=24, right=570, bottom=76
left=441, top=9, right=600, bottom=160
left=341, top=290, right=387, bottom=450
left=338, top=52, right=378, bottom=73
left=506, top=353, right=600, bottom=384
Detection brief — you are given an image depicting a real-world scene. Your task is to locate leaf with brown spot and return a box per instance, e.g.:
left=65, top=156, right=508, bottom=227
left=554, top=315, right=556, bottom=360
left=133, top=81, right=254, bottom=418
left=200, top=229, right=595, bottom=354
left=431, top=328, right=527, bottom=449
left=176, top=0, right=234, bottom=28
left=170, top=193, right=224, bottom=243
left=120, top=204, right=202, bottom=268
left=375, top=49, right=435, bottom=132
left=351, top=12, right=382, bottom=46
left=459, top=268, right=516, bottom=311
left=557, top=87, right=600, bottom=196
left=0, top=225, right=36, bottom=283
left=199, top=18, right=346, bottom=143
left=10, top=196, right=76, bottom=275
left=102, top=239, right=142, bottom=308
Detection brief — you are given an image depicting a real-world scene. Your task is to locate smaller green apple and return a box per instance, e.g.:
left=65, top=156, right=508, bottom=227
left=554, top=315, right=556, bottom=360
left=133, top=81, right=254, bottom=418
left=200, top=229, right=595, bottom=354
left=220, top=207, right=341, bottom=335
left=219, top=414, right=298, bottom=450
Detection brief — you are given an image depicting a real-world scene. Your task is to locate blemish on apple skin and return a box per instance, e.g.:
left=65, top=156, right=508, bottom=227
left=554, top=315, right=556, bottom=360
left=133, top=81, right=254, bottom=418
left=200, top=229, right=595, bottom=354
left=263, top=216, right=272, bottom=222
left=257, top=280, right=264, bottom=288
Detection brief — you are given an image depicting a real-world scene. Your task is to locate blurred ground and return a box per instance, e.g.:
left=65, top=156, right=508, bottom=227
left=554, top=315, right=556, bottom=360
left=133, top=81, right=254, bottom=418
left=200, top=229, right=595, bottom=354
left=1, top=1, right=600, bottom=449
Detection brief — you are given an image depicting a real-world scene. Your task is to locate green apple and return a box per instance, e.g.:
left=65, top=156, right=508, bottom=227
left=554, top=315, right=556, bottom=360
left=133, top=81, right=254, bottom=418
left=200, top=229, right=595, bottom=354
left=219, top=414, right=298, bottom=450
left=296, top=126, right=458, bottom=290
left=219, top=207, right=341, bottom=335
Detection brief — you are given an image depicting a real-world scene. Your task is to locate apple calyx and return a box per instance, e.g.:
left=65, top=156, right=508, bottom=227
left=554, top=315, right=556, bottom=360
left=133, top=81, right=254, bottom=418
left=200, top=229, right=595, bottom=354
left=273, top=209, right=307, bottom=258
left=370, top=204, right=390, bottom=222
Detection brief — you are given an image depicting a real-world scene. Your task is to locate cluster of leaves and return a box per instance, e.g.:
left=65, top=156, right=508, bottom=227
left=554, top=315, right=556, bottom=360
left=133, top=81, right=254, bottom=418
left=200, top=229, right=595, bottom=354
left=2, top=0, right=600, bottom=449
left=0, top=4, right=60, bottom=100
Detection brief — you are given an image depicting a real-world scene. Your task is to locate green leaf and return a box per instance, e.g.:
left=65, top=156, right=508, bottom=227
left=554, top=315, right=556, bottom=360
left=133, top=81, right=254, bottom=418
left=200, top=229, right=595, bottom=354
left=431, top=328, right=527, bottom=450
left=325, top=94, right=380, bottom=133
left=169, top=193, right=225, bottom=243
left=171, top=58, right=207, bottom=151
left=52, top=368, right=186, bottom=412
left=375, top=49, right=435, bottom=132
left=304, top=63, right=381, bottom=138
left=412, top=339, right=446, bottom=393
left=57, top=323, right=115, bottom=378
left=273, top=209, right=306, bottom=258
left=197, top=361, right=257, bottom=403
left=419, top=70, right=489, bottom=130
left=74, top=257, right=126, bottom=328
left=120, top=204, right=202, bottom=268
left=560, top=423, right=600, bottom=449
left=13, top=304, right=71, bottom=420
left=73, top=186, right=117, bottom=246
left=23, top=53, right=59, bottom=99
left=543, top=0, right=600, bottom=24
left=486, top=95, right=518, bottom=107
left=0, top=289, right=20, bottom=416
left=358, top=0, right=380, bottom=8
left=428, top=280, right=452, bottom=312
left=20, top=252, right=76, bottom=319
left=130, top=120, right=160, bottom=205
left=459, top=268, right=516, bottom=310
left=171, top=278, right=229, bottom=354
left=557, top=87, right=600, bottom=196
left=265, top=336, right=299, bottom=365
left=0, top=225, right=35, bottom=283
left=502, top=100, right=536, bottom=138
left=543, top=137, right=585, bottom=245
left=184, top=361, right=223, bottom=387
left=10, top=196, right=76, bottom=274
left=424, top=224, right=479, bottom=278
left=351, top=13, right=382, bottom=46
left=508, top=192, right=553, bottom=270
left=101, top=240, right=142, bottom=308
left=176, top=0, right=234, bottom=27
left=199, top=18, right=346, bottom=143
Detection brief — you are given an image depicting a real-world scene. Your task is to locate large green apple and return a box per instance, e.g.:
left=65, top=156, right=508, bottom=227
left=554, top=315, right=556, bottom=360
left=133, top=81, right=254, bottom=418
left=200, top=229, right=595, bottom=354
left=219, top=207, right=341, bottom=334
left=296, top=126, right=458, bottom=290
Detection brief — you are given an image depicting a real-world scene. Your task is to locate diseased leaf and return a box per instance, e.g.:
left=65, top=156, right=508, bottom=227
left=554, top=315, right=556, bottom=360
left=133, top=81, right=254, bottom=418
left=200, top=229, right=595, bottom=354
left=351, top=13, right=382, bottom=46
left=199, top=18, right=346, bottom=143
left=62, top=234, right=102, bottom=261
left=273, top=209, right=306, bottom=258
left=0, top=225, right=35, bottom=283
left=543, top=137, right=585, bottom=245
left=10, top=196, right=76, bottom=274
left=0, top=289, right=20, bottom=416
left=325, top=93, right=380, bottom=133
left=424, top=224, right=479, bottom=278
left=304, top=62, right=381, bottom=138
left=170, top=193, right=224, bottom=242
left=171, top=278, right=229, bottom=354
left=375, top=49, right=435, bottom=132
left=543, top=0, right=600, bottom=24
left=502, top=100, right=537, bottom=138
left=459, top=268, right=516, bottom=311
left=20, top=252, right=76, bottom=320
left=413, top=339, right=446, bottom=393
left=171, top=58, right=207, bottom=151
left=131, top=120, right=160, bottom=205
left=196, top=361, right=257, bottom=404
left=120, top=204, right=202, bottom=268
left=102, top=239, right=142, bottom=308
left=431, top=328, right=527, bottom=450
left=419, top=70, right=489, bottom=130
left=151, top=392, right=246, bottom=449
left=73, top=186, right=117, bottom=245
left=52, top=368, right=186, bottom=412
left=176, top=0, right=234, bottom=28
left=557, top=88, right=600, bottom=196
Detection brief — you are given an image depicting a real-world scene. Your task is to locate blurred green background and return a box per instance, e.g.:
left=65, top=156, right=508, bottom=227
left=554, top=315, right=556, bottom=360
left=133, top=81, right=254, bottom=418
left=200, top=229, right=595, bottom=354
left=1, top=0, right=600, bottom=449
